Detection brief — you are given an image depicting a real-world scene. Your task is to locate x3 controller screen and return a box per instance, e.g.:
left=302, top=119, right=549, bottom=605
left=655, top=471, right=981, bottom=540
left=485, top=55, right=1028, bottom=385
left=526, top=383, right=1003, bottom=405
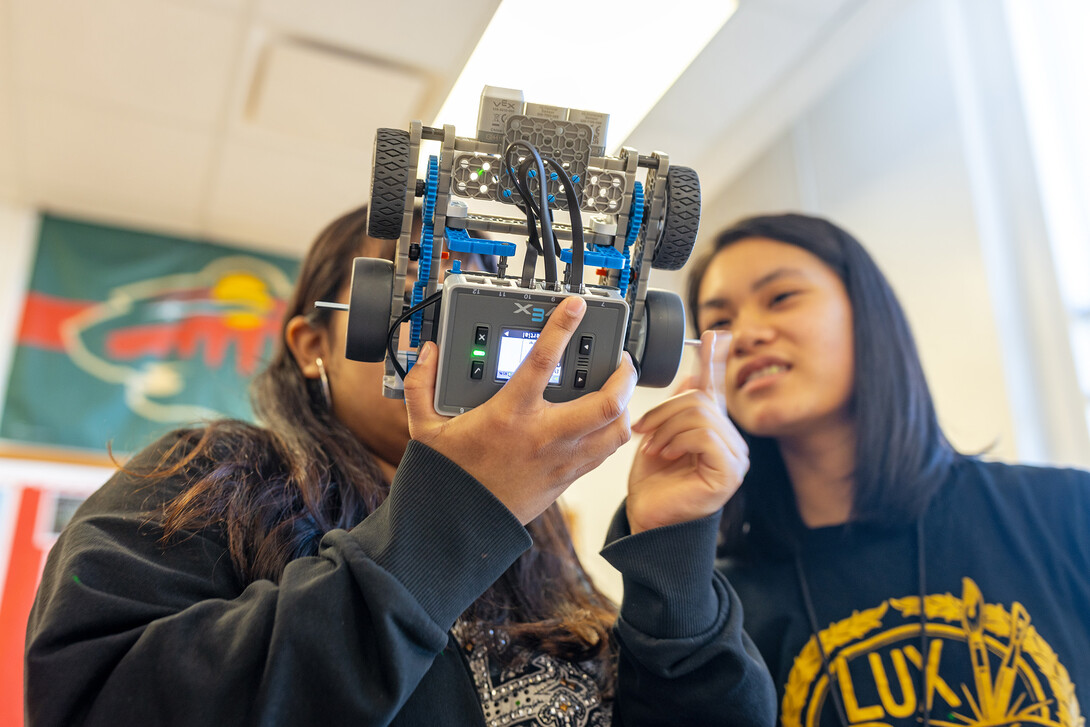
left=495, top=329, right=562, bottom=384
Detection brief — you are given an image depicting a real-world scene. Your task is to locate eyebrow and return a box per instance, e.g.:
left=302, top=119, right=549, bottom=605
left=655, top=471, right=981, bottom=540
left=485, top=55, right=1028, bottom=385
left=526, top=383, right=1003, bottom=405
left=698, top=267, right=806, bottom=310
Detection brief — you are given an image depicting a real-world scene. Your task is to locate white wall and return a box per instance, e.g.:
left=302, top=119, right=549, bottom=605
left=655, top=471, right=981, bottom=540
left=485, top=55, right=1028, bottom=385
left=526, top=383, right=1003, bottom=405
left=0, top=202, right=38, bottom=427
left=705, top=0, right=1072, bottom=461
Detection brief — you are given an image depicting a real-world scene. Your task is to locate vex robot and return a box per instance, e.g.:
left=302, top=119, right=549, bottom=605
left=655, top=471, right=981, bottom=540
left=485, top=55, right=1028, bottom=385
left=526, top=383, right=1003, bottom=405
left=339, top=87, right=701, bottom=415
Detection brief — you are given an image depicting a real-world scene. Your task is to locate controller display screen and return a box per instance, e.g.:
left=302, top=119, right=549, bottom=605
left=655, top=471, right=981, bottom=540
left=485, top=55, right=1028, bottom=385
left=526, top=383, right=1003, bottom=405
left=495, top=328, right=562, bottom=384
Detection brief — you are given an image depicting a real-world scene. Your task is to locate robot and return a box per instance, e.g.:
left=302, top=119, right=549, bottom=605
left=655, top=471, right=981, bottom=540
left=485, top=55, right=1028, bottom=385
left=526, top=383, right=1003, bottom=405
left=333, top=87, right=701, bottom=415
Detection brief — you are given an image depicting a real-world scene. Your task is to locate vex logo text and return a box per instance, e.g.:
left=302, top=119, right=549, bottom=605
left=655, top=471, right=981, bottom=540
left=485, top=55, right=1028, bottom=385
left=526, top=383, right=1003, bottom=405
left=513, top=303, right=555, bottom=323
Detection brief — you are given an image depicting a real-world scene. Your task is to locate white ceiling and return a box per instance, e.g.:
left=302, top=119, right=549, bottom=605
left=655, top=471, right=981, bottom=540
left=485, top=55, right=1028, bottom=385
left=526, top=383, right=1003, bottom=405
left=0, top=0, right=905, bottom=256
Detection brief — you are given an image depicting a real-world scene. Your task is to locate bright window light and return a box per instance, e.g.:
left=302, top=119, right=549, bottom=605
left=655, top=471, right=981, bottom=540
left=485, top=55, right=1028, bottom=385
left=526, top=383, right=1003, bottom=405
left=1005, top=0, right=1090, bottom=431
left=434, top=0, right=738, bottom=154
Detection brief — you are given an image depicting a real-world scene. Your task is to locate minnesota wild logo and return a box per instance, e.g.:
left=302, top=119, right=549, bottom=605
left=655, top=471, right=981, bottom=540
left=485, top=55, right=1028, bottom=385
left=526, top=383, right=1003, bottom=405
left=2, top=214, right=299, bottom=451
left=58, top=256, right=293, bottom=423
left=782, top=578, right=1082, bottom=727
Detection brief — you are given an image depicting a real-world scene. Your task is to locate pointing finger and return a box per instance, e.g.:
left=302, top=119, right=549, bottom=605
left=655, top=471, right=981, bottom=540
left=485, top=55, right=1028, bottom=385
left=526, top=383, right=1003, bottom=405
left=502, top=296, right=585, bottom=406
left=705, top=330, right=731, bottom=413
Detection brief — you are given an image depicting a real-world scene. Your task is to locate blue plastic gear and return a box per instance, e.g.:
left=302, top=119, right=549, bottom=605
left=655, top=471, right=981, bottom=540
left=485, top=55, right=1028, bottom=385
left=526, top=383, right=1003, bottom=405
left=422, top=155, right=439, bottom=225
left=623, top=181, right=645, bottom=250
left=619, top=182, right=645, bottom=296
left=409, top=155, right=440, bottom=354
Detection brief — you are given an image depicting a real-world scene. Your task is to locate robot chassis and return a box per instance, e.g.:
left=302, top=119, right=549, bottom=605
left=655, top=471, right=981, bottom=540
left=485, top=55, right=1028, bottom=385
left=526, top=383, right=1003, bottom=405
left=359, top=94, right=701, bottom=406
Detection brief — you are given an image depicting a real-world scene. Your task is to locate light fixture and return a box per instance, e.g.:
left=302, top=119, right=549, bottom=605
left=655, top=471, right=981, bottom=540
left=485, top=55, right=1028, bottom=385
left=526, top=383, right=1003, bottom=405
left=434, top=0, right=739, bottom=154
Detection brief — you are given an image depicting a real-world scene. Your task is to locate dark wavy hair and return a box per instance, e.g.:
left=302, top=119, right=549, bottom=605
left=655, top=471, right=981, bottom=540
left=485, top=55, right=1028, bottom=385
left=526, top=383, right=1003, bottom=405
left=686, top=213, right=955, bottom=557
left=148, top=206, right=617, bottom=683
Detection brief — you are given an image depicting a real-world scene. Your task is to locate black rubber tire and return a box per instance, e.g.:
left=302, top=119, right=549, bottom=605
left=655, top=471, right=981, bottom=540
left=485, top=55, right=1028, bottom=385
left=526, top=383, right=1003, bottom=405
left=652, top=165, right=701, bottom=271
left=368, top=128, right=410, bottom=239
left=637, top=289, right=685, bottom=388
left=345, top=258, right=394, bottom=362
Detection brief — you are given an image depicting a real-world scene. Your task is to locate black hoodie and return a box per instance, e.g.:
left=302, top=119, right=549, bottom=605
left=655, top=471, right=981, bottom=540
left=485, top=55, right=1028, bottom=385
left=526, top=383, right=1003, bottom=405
left=718, top=456, right=1090, bottom=727
left=27, top=431, right=776, bottom=726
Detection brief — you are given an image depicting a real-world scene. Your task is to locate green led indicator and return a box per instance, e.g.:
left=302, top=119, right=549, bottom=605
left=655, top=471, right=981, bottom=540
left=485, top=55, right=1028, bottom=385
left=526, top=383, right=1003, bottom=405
left=472, top=348, right=486, bottom=358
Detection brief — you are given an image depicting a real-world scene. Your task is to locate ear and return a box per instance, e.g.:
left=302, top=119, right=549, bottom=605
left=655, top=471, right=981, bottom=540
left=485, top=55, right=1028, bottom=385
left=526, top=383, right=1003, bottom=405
left=285, top=315, right=330, bottom=379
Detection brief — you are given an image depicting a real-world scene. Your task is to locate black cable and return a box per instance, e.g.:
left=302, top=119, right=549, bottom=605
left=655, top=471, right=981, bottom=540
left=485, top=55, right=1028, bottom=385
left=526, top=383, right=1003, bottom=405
left=542, top=155, right=585, bottom=292
left=917, top=516, right=930, bottom=727
left=514, top=157, right=563, bottom=259
left=504, top=143, right=547, bottom=288
left=794, top=553, right=852, bottom=727
left=504, top=142, right=586, bottom=292
left=504, top=141, right=546, bottom=249
left=521, top=243, right=539, bottom=288
left=517, top=156, right=558, bottom=287
left=513, top=168, right=544, bottom=254
left=505, top=142, right=558, bottom=287
left=386, top=290, right=444, bottom=381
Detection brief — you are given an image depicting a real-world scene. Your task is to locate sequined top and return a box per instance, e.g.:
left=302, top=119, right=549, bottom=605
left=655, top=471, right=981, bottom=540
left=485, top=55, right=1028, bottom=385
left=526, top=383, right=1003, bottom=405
left=452, top=621, right=612, bottom=727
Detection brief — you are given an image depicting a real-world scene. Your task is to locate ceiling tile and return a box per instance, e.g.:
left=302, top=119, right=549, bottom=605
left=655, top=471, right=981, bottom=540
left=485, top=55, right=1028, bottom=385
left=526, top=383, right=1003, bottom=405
left=20, top=92, right=214, bottom=229
left=247, top=39, right=429, bottom=149
left=11, top=0, right=240, bottom=127
left=256, top=0, right=500, bottom=77
left=204, top=139, right=372, bottom=255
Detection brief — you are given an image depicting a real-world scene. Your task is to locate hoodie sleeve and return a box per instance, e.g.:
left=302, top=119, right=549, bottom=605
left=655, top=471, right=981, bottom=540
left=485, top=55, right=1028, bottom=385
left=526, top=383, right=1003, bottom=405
left=25, top=436, right=529, bottom=727
left=601, top=505, right=777, bottom=727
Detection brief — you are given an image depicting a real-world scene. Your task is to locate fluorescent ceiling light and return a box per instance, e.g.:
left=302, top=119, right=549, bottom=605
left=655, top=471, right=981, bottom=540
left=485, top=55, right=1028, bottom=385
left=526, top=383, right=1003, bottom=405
left=434, top=0, right=739, bottom=154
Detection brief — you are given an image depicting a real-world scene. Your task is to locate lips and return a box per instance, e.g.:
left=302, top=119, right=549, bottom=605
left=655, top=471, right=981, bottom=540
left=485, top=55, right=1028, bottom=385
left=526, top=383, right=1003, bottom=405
left=735, top=356, right=792, bottom=389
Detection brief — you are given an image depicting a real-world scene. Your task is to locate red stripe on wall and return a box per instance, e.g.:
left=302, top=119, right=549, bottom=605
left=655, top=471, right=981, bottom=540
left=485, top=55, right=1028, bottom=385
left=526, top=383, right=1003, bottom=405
left=0, top=487, right=46, bottom=727
left=16, top=293, right=95, bottom=351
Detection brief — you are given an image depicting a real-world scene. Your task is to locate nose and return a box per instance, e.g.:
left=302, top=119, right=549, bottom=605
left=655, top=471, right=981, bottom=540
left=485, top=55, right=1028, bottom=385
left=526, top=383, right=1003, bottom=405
left=729, top=309, right=775, bottom=356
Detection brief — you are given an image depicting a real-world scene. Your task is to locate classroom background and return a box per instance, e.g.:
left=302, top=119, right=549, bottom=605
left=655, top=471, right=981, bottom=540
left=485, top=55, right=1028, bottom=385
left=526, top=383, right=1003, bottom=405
left=1, top=1, right=1087, bottom=722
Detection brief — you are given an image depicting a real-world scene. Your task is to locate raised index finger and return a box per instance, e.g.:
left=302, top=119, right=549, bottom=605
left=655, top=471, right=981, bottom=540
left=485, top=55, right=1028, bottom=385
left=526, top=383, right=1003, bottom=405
left=697, top=329, right=731, bottom=413
left=502, top=295, right=586, bottom=405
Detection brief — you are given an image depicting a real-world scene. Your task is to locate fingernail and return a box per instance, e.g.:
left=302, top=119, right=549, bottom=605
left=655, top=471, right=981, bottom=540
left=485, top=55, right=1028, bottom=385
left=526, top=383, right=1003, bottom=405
left=417, top=342, right=432, bottom=364
left=565, top=296, right=586, bottom=317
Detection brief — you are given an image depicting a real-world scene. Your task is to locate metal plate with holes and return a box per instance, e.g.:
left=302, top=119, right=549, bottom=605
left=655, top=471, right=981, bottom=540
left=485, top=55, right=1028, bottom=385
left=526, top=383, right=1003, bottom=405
left=452, top=153, right=501, bottom=201
left=581, top=169, right=626, bottom=213
left=499, top=115, right=592, bottom=211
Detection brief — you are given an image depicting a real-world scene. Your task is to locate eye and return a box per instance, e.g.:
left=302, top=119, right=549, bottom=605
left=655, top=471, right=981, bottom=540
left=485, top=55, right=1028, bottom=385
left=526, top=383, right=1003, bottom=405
left=707, top=318, right=733, bottom=330
left=770, top=290, right=798, bottom=306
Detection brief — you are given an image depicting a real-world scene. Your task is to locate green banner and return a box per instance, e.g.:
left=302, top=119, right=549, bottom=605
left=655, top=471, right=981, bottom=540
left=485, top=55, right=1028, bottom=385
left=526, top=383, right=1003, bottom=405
left=1, top=215, right=299, bottom=453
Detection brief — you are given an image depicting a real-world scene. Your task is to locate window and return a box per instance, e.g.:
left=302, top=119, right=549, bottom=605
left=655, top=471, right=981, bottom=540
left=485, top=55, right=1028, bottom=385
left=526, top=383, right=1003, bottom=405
left=1006, top=0, right=1090, bottom=432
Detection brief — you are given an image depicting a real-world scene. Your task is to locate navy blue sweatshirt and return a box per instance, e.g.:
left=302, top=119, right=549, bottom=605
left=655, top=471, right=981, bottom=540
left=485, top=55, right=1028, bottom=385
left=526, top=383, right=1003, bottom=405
left=718, top=456, right=1090, bottom=727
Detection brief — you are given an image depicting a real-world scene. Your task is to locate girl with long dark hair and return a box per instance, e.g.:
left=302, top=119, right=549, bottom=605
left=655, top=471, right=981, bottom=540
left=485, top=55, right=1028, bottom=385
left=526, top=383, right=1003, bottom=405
left=633, top=212, right=1090, bottom=727
left=25, top=206, right=775, bottom=726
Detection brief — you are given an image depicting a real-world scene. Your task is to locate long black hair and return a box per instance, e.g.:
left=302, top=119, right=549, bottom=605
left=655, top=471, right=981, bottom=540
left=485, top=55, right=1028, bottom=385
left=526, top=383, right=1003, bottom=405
left=686, top=213, right=955, bottom=557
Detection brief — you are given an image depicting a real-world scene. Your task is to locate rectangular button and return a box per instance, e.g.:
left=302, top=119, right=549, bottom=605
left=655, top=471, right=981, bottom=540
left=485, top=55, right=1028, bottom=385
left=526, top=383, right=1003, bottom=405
left=574, top=369, right=588, bottom=389
left=470, top=360, right=485, bottom=379
left=474, top=326, right=489, bottom=346
left=578, top=335, right=593, bottom=356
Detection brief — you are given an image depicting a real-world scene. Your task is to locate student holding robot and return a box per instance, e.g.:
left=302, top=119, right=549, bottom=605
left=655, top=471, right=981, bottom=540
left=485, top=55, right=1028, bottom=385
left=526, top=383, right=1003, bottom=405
left=26, top=188, right=775, bottom=724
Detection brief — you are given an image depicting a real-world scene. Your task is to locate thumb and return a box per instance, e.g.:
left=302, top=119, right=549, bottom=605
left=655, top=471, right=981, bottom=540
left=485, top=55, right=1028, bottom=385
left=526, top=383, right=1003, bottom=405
left=403, top=342, right=442, bottom=438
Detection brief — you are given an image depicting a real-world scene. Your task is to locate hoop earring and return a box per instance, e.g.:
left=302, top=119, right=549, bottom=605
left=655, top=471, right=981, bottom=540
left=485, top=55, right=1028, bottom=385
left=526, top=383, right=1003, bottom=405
left=315, top=357, right=333, bottom=409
